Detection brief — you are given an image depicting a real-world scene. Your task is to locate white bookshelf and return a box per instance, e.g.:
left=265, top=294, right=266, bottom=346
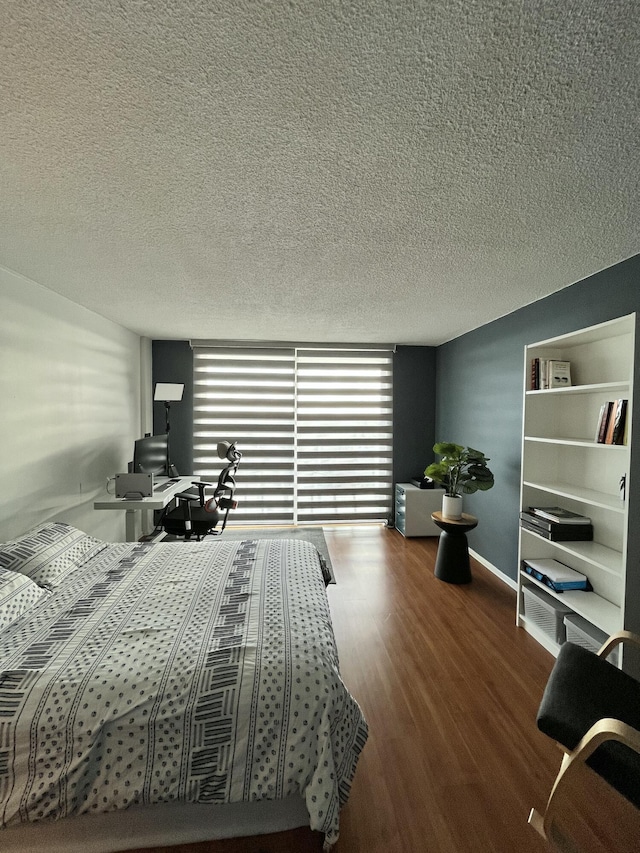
left=516, top=314, right=636, bottom=660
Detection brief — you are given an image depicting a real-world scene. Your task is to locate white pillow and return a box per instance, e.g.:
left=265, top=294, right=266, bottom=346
left=0, top=567, right=48, bottom=630
left=0, top=522, right=107, bottom=588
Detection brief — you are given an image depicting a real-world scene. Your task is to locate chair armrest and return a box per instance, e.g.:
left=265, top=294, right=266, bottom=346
left=175, top=491, right=200, bottom=502
left=598, top=630, right=640, bottom=659
left=570, top=716, right=640, bottom=764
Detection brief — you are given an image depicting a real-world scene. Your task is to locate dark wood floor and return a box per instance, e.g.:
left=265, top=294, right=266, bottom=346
left=134, top=525, right=639, bottom=853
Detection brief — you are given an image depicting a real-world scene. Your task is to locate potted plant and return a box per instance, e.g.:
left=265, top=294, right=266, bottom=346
left=424, top=442, right=495, bottom=519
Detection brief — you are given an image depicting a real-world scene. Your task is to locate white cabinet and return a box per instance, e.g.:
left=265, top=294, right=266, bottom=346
left=395, top=483, right=445, bottom=537
left=516, top=314, right=637, bottom=663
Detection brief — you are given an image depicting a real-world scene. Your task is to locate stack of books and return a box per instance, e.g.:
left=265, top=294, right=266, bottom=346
left=530, top=358, right=572, bottom=390
left=520, top=506, right=593, bottom=541
left=595, top=398, right=628, bottom=445
left=522, top=558, right=591, bottom=592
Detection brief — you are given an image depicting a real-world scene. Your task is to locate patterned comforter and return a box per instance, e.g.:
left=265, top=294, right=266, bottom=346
left=0, top=537, right=367, bottom=847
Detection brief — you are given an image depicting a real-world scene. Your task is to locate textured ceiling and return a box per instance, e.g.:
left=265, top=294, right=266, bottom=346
left=0, top=1, right=638, bottom=345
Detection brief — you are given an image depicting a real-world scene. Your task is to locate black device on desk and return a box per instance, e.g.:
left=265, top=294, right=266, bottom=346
left=115, top=472, right=154, bottom=499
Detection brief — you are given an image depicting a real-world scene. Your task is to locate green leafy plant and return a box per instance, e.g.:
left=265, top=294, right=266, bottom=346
left=424, top=442, right=495, bottom=497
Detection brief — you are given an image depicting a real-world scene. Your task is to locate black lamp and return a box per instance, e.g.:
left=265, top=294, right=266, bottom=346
left=154, top=383, right=184, bottom=475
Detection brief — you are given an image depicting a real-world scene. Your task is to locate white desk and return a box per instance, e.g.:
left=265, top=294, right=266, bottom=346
left=94, top=477, right=196, bottom=542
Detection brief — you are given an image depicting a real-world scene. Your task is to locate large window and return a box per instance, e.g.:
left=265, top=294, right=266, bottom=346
left=192, top=344, right=393, bottom=524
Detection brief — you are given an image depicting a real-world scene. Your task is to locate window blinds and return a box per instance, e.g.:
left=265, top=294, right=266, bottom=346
left=192, top=345, right=393, bottom=525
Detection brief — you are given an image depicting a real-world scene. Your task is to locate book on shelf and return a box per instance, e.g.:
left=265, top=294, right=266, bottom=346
left=609, top=398, right=628, bottom=445
left=548, top=360, right=572, bottom=388
left=520, top=518, right=594, bottom=541
left=604, top=402, right=618, bottom=444
left=529, top=358, right=572, bottom=390
left=594, top=401, right=608, bottom=442
left=595, top=398, right=628, bottom=445
left=528, top=506, right=592, bottom=524
left=530, top=357, right=540, bottom=390
left=522, top=558, right=591, bottom=592
left=519, top=511, right=589, bottom=533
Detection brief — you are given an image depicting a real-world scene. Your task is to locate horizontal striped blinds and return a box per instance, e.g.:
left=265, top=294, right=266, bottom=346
left=193, top=345, right=393, bottom=525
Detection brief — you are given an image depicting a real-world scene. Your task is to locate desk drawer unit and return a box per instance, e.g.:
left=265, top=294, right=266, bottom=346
left=395, top=483, right=445, bottom=537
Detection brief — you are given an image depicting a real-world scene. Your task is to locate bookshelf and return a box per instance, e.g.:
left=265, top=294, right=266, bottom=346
left=516, top=314, right=638, bottom=663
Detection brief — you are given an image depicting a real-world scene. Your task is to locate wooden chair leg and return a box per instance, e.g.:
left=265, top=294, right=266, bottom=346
left=529, top=750, right=576, bottom=847
left=529, top=718, right=640, bottom=847
left=529, top=807, right=582, bottom=853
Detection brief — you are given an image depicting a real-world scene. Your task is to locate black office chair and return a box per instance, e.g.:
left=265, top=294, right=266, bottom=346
left=529, top=630, right=640, bottom=848
left=159, top=441, right=242, bottom=541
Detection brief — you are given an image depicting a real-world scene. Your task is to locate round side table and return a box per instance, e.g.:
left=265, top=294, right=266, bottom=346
left=431, top=511, right=478, bottom=584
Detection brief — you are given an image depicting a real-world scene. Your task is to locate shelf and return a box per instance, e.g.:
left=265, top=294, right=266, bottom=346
left=522, top=479, right=626, bottom=513
left=520, top=575, right=621, bottom=636
left=519, top=313, right=636, bottom=662
left=524, top=436, right=628, bottom=449
left=529, top=315, right=635, bottom=350
left=520, top=527, right=623, bottom=575
left=526, top=381, right=630, bottom=396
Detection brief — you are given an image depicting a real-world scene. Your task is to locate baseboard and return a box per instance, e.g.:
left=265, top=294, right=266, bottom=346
left=469, top=548, right=517, bottom=591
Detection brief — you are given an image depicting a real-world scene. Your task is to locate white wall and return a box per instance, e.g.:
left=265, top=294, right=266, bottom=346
left=0, top=266, right=143, bottom=541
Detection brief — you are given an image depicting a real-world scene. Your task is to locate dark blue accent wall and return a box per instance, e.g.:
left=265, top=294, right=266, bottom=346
left=435, top=253, right=639, bottom=582
left=392, top=346, right=437, bottom=485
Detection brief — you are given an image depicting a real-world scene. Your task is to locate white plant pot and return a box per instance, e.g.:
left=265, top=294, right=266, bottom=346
left=442, top=494, right=463, bottom=520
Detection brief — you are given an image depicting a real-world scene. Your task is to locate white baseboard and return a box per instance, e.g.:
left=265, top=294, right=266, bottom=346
left=469, top=548, right=517, bottom=591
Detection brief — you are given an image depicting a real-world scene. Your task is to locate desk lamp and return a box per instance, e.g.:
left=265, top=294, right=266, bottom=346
left=154, top=383, right=184, bottom=475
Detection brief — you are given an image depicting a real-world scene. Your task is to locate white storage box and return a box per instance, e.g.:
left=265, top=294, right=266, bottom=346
left=522, top=584, right=573, bottom=645
left=564, top=613, right=620, bottom=666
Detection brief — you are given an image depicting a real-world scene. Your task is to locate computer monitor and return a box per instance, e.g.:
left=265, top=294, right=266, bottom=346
left=133, top=434, right=169, bottom=476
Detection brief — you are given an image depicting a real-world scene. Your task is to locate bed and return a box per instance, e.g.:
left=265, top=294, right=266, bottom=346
left=0, top=522, right=367, bottom=852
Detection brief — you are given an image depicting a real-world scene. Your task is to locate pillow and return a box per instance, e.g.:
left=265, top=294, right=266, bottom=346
left=0, top=522, right=107, bottom=588
left=0, top=567, right=48, bottom=630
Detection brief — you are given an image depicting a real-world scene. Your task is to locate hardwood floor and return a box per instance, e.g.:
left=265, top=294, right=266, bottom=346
left=133, top=525, right=639, bottom=853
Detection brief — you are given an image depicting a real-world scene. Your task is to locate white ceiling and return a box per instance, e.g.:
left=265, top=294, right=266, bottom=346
left=1, top=2, right=638, bottom=346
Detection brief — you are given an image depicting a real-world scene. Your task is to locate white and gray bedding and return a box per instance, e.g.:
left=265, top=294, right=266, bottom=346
left=0, top=523, right=367, bottom=849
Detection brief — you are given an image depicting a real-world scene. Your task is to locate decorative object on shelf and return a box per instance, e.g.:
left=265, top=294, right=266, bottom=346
left=424, top=442, right=495, bottom=520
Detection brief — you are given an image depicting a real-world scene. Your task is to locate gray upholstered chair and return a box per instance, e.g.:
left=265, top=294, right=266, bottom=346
left=529, top=630, right=640, bottom=847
